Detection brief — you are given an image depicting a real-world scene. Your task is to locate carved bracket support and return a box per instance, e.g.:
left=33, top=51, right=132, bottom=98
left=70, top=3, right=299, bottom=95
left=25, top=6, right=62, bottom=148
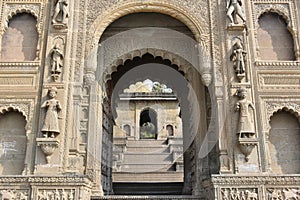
left=238, top=138, right=257, bottom=162
left=36, top=138, right=59, bottom=164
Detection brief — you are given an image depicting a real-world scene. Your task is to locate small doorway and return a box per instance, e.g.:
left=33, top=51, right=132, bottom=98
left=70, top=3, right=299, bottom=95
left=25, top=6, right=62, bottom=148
left=140, top=108, right=157, bottom=139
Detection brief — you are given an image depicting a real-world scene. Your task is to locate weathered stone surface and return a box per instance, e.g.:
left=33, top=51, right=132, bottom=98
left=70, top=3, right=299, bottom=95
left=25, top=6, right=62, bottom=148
left=0, top=0, right=299, bottom=199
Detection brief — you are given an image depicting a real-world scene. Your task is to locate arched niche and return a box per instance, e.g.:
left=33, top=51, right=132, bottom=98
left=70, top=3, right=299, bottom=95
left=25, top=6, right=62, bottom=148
left=0, top=110, right=27, bottom=175
left=1, top=13, right=38, bottom=61
left=269, top=109, right=300, bottom=174
left=139, top=108, right=158, bottom=140
left=257, top=12, right=295, bottom=61
left=166, top=124, right=174, bottom=136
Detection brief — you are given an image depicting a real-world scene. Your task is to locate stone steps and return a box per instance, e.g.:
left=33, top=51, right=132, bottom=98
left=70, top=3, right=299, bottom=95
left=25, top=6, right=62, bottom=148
left=125, top=146, right=170, bottom=153
left=116, top=163, right=174, bottom=173
left=122, top=153, right=172, bottom=164
left=113, top=171, right=183, bottom=182
left=112, top=182, right=184, bottom=195
left=126, top=139, right=167, bottom=147
left=93, top=196, right=199, bottom=200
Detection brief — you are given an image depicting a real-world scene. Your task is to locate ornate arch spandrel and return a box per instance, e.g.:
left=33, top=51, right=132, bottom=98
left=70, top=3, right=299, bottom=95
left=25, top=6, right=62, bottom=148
left=85, top=0, right=210, bottom=56
left=0, top=100, right=35, bottom=134
left=1, top=2, right=44, bottom=35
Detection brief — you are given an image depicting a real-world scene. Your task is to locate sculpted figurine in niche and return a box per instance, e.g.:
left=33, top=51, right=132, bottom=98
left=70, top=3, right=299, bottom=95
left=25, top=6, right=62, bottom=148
left=226, top=0, right=246, bottom=25
left=41, top=87, right=62, bottom=138
left=52, top=0, right=69, bottom=26
left=231, top=40, right=247, bottom=80
left=234, top=88, right=255, bottom=138
left=50, top=44, right=64, bottom=81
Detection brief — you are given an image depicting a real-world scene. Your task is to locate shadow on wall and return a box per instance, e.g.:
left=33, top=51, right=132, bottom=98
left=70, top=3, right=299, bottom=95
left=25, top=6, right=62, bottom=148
left=0, top=111, right=26, bottom=175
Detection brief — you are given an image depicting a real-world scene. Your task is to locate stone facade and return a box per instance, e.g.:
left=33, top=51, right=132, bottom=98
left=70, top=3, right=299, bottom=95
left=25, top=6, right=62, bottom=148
left=0, top=0, right=299, bottom=199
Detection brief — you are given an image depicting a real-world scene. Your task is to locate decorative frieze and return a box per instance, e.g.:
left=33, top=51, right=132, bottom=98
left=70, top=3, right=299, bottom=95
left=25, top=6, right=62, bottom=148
left=221, top=188, right=258, bottom=200
left=37, top=189, right=74, bottom=200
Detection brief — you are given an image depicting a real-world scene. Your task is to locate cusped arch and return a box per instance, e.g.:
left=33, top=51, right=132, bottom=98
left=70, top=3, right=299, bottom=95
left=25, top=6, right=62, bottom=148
left=0, top=106, right=30, bottom=132
left=269, top=107, right=300, bottom=123
left=0, top=106, right=28, bottom=122
left=88, top=1, right=208, bottom=54
left=257, top=8, right=291, bottom=29
left=103, top=48, right=193, bottom=83
left=3, top=9, right=39, bottom=33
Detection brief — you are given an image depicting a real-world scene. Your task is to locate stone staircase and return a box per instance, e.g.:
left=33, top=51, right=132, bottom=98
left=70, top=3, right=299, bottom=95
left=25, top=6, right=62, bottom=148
left=112, top=138, right=184, bottom=195
left=93, top=195, right=200, bottom=200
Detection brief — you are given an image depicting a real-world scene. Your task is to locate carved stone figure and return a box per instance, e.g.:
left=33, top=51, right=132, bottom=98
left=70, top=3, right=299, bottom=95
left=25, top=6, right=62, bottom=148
left=54, top=189, right=60, bottom=200
left=245, top=190, right=258, bottom=200
left=68, top=190, right=74, bottom=200
left=231, top=40, right=247, bottom=80
left=50, top=45, right=64, bottom=81
left=221, top=189, right=229, bottom=200
left=61, top=189, right=68, bottom=200
left=0, top=190, right=17, bottom=199
left=226, top=0, right=246, bottom=25
left=52, top=0, right=69, bottom=26
left=235, top=88, right=255, bottom=138
left=41, top=87, right=62, bottom=138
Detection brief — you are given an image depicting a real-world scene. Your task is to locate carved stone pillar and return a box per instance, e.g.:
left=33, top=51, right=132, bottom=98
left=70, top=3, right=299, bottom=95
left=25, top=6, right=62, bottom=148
left=84, top=72, right=104, bottom=196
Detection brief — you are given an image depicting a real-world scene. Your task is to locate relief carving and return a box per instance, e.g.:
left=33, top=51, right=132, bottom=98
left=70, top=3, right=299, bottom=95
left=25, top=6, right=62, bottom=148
left=267, top=188, right=300, bottom=200
left=235, top=88, right=255, bottom=138
left=226, top=0, right=246, bottom=25
left=231, top=40, right=247, bottom=81
left=221, top=188, right=258, bottom=200
left=0, top=189, right=28, bottom=200
left=235, top=88, right=257, bottom=162
left=37, top=189, right=74, bottom=200
left=50, top=44, right=64, bottom=82
left=52, top=0, right=69, bottom=29
left=41, top=87, right=62, bottom=138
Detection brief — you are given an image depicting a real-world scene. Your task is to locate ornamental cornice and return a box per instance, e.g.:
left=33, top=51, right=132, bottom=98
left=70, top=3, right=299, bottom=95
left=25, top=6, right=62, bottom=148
left=211, top=175, right=300, bottom=185
left=255, top=61, right=300, bottom=68
left=28, top=176, right=91, bottom=185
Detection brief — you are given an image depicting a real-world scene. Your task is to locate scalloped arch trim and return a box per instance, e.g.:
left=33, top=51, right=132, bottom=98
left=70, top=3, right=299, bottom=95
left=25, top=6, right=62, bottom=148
left=103, top=48, right=193, bottom=83
left=0, top=106, right=28, bottom=122
left=269, top=107, right=300, bottom=123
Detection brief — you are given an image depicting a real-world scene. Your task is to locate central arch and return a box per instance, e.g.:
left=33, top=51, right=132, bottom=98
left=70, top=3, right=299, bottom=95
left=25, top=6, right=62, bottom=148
left=87, top=9, right=216, bottom=197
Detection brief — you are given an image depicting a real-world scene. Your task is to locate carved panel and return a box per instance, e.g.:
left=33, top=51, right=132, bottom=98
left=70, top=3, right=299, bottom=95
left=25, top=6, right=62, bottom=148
left=266, top=188, right=300, bottom=200
left=257, top=70, right=300, bottom=90
left=0, top=189, right=29, bottom=200
left=221, top=188, right=259, bottom=200
left=37, top=189, right=74, bottom=200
